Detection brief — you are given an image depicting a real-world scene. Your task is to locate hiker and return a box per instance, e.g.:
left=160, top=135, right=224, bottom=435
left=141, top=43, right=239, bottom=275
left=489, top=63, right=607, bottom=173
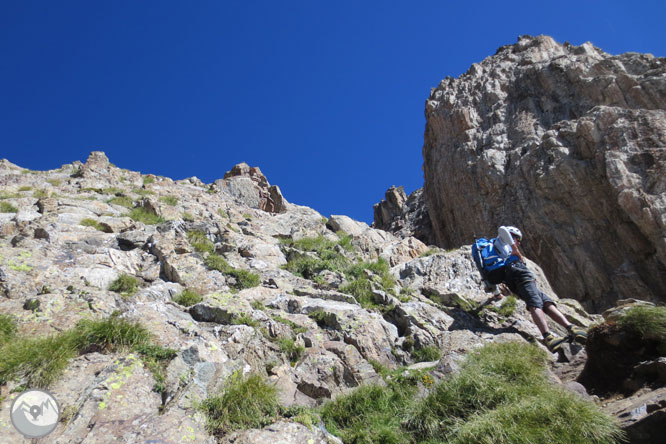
left=475, top=226, right=587, bottom=353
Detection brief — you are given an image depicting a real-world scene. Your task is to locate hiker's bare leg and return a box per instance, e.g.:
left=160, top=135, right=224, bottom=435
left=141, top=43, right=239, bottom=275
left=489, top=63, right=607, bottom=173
left=543, top=302, right=571, bottom=328
left=528, top=307, right=549, bottom=335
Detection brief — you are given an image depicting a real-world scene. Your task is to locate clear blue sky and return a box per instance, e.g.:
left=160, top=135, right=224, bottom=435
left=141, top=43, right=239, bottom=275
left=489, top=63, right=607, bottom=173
left=2, top=1, right=664, bottom=223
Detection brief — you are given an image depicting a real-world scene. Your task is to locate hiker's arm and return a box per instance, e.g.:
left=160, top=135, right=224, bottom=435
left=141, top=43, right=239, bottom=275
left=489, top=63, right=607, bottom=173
left=512, top=242, right=526, bottom=263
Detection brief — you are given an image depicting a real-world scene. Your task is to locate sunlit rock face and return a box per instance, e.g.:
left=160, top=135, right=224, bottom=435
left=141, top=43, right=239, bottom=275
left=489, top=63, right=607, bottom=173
left=422, top=35, right=666, bottom=311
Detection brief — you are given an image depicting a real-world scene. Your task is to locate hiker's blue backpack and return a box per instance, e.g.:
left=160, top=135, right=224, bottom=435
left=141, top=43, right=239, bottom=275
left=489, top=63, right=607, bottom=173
left=471, top=238, right=506, bottom=285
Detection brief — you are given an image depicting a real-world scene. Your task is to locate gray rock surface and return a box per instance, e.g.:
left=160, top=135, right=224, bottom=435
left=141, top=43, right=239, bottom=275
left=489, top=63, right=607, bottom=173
left=421, top=35, right=666, bottom=311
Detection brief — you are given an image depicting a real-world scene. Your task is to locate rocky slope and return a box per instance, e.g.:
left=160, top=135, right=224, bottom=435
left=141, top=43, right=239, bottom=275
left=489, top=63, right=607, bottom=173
left=411, top=35, right=666, bottom=311
left=0, top=152, right=663, bottom=443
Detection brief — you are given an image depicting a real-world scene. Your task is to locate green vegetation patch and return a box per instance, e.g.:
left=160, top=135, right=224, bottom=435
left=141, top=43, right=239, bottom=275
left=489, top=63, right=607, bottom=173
left=187, top=230, right=214, bottom=254
left=135, top=344, right=178, bottom=396
left=272, top=315, right=307, bottom=335
left=102, top=187, right=124, bottom=195
left=0, top=314, right=152, bottom=388
left=321, top=375, right=417, bottom=444
left=143, top=176, right=155, bottom=185
left=250, top=300, right=265, bottom=311
left=204, top=254, right=260, bottom=290
left=411, top=345, right=441, bottom=363
left=18, top=186, right=32, bottom=192
left=108, top=273, right=140, bottom=297
left=278, top=337, right=305, bottom=365
left=159, top=195, right=178, bottom=206
left=128, top=207, right=165, bottom=225
left=226, top=268, right=261, bottom=290
left=280, top=234, right=353, bottom=280
left=320, top=341, right=624, bottom=444
left=232, top=313, right=259, bottom=327
left=173, top=289, right=203, bottom=307
left=281, top=234, right=399, bottom=309
left=132, top=188, right=155, bottom=196
left=0, top=202, right=18, bottom=213
left=340, top=259, right=396, bottom=309
left=199, top=372, right=280, bottom=435
left=107, top=195, right=134, bottom=208
left=33, top=189, right=49, bottom=199
left=487, top=295, right=518, bottom=317
left=0, top=314, right=17, bottom=347
left=72, top=315, right=152, bottom=351
left=80, top=218, right=107, bottom=232
left=618, top=305, right=666, bottom=354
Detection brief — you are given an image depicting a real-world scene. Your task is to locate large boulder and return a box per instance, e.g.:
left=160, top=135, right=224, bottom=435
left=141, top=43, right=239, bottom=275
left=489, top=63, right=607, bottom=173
left=421, top=35, right=666, bottom=311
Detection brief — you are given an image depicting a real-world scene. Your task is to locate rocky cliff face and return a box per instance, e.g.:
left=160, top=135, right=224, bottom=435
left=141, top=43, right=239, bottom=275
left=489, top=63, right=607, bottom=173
left=421, top=35, right=666, bottom=311
left=372, top=186, right=435, bottom=245
left=3, top=152, right=648, bottom=443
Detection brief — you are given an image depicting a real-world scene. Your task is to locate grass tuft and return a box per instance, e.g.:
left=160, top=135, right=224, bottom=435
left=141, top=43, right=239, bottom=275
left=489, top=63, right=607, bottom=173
left=80, top=218, right=107, bottom=232
left=107, top=195, right=134, bottom=208
left=272, top=315, right=307, bottom=335
left=0, top=202, right=18, bottom=213
left=278, top=337, right=305, bottom=365
left=321, top=379, right=416, bottom=444
left=340, top=259, right=396, bottom=309
left=618, top=305, right=666, bottom=343
left=320, top=341, right=624, bottom=444
left=132, top=188, right=155, bottom=196
left=226, top=269, right=261, bottom=290
left=108, top=273, right=140, bottom=297
left=135, top=344, right=177, bottom=395
left=280, top=234, right=352, bottom=279
left=187, top=230, right=214, bottom=254
left=233, top=313, right=259, bottom=327
left=173, top=289, right=203, bottom=307
left=33, top=189, right=50, bottom=199
left=204, top=254, right=260, bottom=290
left=0, top=314, right=18, bottom=347
left=71, top=315, right=152, bottom=351
left=487, top=295, right=518, bottom=317
left=0, top=314, right=152, bottom=388
left=199, top=372, right=279, bottom=435
left=0, top=334, right=78, bottom=388
left=128, top=207, right=165, bottom=225
left=205, top=254, right=231, bottom=272
left=411, top=345, right=441, bottom=363
left=159, top=196, right=178, bottom=206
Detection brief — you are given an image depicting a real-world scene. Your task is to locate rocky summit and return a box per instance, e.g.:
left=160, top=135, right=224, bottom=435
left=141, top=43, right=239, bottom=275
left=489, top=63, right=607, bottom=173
left=377, top=35, right=666, bottom=312
left=1, top=36, right=665, bottom=444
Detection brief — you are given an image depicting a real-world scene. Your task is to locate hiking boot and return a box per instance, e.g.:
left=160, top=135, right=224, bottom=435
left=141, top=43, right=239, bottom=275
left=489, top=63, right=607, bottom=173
left=567, top=325, right=587, bottom=345
left=543, top=333, right=566, bottom=353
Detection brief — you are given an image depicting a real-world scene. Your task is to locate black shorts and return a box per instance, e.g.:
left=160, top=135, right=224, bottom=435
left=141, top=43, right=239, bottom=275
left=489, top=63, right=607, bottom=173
left=504, top=261, right=555, bottom=309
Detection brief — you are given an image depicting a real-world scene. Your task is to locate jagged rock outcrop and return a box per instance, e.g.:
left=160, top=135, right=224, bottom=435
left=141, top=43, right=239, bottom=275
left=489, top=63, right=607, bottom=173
left=422, top=35, right=666, bottom=311
left=373, top=186, right=435, bottom=245
left=215, top=162, right=286, bottom=213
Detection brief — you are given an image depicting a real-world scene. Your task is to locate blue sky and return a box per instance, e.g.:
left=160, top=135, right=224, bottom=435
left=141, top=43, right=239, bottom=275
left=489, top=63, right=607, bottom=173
left=2, top=1, right=664, bottom=223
